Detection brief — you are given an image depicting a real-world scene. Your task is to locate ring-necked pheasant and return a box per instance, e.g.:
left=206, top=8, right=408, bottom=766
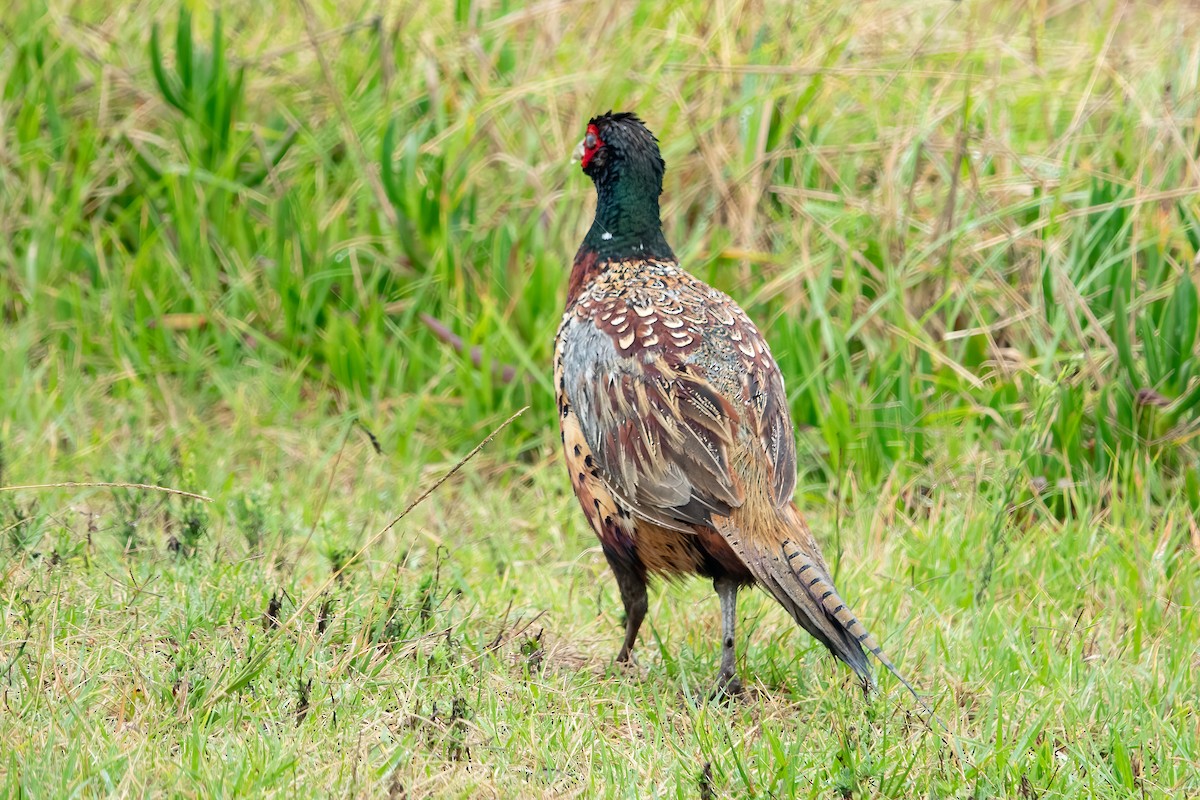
left=554, top=111, right=919, bottom=697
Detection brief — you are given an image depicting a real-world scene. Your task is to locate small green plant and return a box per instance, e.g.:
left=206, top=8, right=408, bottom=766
left=170, top=494, right=209, bottom=559
left=369, top=586, right=406, bottom=648
left=2, top=496, right=42, bottom=553
left=106, top=446, right=177, bottom=552
left=47, top=524, right=88, bottom=567
left=320, top=532, right=360, bottom=584
left=231, top=488, right=270, bottom=553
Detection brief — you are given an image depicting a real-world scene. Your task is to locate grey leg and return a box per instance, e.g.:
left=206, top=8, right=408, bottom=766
left=603, top=549, right=648, bottom=663
left=713, top=577, right=743, bottom=696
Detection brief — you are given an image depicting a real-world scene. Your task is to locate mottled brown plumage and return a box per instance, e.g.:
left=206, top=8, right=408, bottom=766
left=556, top=112, right=918, bottom=697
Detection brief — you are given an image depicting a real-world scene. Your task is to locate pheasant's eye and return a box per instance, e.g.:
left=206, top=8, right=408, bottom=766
left=579, top=123, right=605, bottom=168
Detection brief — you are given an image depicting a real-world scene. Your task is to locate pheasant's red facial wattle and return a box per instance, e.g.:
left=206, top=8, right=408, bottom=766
left=580, top=124, right=603, bottom=169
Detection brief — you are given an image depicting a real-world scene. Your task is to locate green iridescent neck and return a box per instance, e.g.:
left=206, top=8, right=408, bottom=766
left=581, top=158, right=674, bottom=261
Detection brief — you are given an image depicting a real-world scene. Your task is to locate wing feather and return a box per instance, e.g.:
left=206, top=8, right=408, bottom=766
left=559, top=296, right=796, bottom=531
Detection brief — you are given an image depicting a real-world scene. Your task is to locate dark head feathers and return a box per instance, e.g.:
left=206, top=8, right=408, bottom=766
left=582, top=111, right=665, bottom=184
left=588, top=112, right=660, bottom=149
left=588, top=110, right=649, bottom=129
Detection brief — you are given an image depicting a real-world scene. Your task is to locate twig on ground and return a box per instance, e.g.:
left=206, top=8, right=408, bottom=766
left=291, top=407, right=527, bottom=629
left=0, top=482, right=213, bottom=503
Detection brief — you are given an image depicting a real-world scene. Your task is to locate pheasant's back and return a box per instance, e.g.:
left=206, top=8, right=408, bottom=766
left=564, top=259, right=769, bottom=401
left=557, top=258, right=798, bottom=522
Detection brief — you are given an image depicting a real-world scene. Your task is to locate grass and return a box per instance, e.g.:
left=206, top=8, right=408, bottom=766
left=2, top=0, right=1200, bottom=796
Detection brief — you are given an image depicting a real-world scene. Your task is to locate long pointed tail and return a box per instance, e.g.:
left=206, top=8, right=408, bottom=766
left=775, top=537, right=924, bottom=704
left=714, top=506, right=924, bottom=705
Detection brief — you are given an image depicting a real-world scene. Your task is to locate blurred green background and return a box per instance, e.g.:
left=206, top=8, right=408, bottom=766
left=5, top=0, right=1200, bottom=506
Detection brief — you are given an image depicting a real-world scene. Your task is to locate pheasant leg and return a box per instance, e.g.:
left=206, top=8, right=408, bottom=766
left=603, top=549, right=647, bottom=663
left=713, top=576, right=743, bottom=696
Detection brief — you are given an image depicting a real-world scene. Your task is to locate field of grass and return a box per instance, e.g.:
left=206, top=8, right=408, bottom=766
left=3, top=0, right=1200, bottom=796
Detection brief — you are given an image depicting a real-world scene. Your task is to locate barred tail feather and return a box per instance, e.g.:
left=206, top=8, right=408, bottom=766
left=713, top=517, right=870, bottom=684
left=712, top=508, right=929, bottom=709
left=777, top=538, right=925, bottom=707
left=762, top=544, right=873, bottom=683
